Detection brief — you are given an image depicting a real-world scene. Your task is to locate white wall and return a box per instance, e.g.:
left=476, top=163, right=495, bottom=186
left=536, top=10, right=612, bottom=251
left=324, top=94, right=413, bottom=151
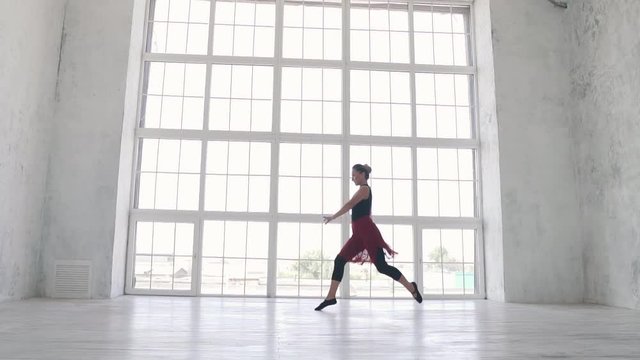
left=477, top=0, right=584, bottom=303
left=0, top=0, right=66, bottom=302
left=41, top=0, right=141, bottom=298
left=474, top=0, right=505, bottom=302
left=569, top=0, right=640, bottom=309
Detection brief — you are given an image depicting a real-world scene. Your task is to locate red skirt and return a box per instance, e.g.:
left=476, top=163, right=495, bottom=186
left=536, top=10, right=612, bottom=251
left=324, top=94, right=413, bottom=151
left=338, top=216, right=398, bottom=264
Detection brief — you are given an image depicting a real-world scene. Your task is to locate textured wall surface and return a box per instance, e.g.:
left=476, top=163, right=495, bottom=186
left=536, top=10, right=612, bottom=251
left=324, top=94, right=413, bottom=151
left=569, top=0, right=640, bottom=309
left=41, top=0, right=137, bottom=298
left=475, top=0, right=505, bottom=302
left=0, top=0, right=65, bottom=302
left=483, top=0, right=584, bottom=303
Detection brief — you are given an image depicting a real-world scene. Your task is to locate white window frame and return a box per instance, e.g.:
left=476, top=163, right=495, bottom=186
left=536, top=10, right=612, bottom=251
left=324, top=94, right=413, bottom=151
left=125, top=0, right=485, bottom=300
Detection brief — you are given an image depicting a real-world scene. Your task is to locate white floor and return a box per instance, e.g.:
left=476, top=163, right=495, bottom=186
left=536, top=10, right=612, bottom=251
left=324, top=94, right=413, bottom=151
left=1, top=296, right=639, bottom=359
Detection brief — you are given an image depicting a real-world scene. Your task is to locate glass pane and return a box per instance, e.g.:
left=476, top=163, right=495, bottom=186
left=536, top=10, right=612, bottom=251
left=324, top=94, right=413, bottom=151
left=435, top=74, right=455, bottom=105
left=223, top=258, right=246, bottom=295
left=245, top=259, right=268, bottom=295
left=413, top=9, right=433, bottom=32
left=422, top=227, right=475, bottom=295
left=463, top=230, right=475, bottom=263
left=201, top=220, right=269, bottom=295
left=147, top=0, right=209, bottom=55
left=284, top=4, right=341, bottom=60
left=323, top=224, right=341, bottom=258
left=457, top=107, right=472, bottom=139
left=464, top=264, right=475, bottom=294
left=279, top=143, right=300, bottom=176
left=350, top=264, right=371, bottom=298
left=441, top=229, right=463, bottom=262
left=136, top=222, right=153, bottom=254
left=393, top=225, right=414, bottom=262
left=371, top=266, right=394, bottom=297
left=299, top=223, right=322, bottom=259
left=281, top=68, right=342, bottom=134
left=134, top=255, right=152, bottom=289
left=210, top=65, right=274, bottom=132
left=278, top=222, right=300, bottom=259
left=300, top=177, right=322, bottom=214
left=453, top=34, right=469, bottom=66
left=439, top=180, right=460, bottom=217
left=417, top=180, right=438, bottom=216
left=247, top=222, right=270, bottom=259
left=424, top=263, right=443, bottom=295
left=323, top=178, right=341, bottom=214
left=249, top=143, right=271, bottom=175
left=174, top=223, right=194, bottom=256
left=460, top=181, right=475, bottom=217
left=351, top=70, right=409, bottom=137
left=369, top=148, right=393, bottom=178
left=213, top=0, right=275, bottom=57
left=176, top=174, right=199, bottom=210
left=422, top=229, right=441, bottom=262
left=173, top=256, right=192, bottom=290
left=152, top=222, right=174, bottom=255
left=151, top=255, right=173, bottom=289
left=392, top=179, right=412, bottom=216
left=390, top=32, right=409, bottom=63
left=204, top=175, right=226, bottom=211
left=444, top=263, right=464, bottom=294
left=226, top=175, right=249, bottom=211
left=203, top=220, right=224, bottom=257
left=278, top=177, right=300, bottom=213
left=277, top=260, right=299, bottom=296
left=224, top=221, right=247, bottom=258
left=350, top=5, right=409, bottom=64
left=414, top=33, right=434, bottom=65
left=142, top=63, right=206, bottom=130
left=248, top=176, right=270, bottom=212
left=201, top=257, right=223, bottom=294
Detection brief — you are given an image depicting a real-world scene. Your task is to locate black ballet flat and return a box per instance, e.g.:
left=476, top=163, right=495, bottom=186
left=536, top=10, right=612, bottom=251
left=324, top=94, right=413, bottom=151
left=314, top=298, right=337, bottom=311
left=411, top=282, right=423, bottom=304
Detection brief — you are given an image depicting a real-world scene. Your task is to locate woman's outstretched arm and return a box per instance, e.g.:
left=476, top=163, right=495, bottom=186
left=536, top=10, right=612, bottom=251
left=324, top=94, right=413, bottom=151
left=323, top=186, right=370, bottom=224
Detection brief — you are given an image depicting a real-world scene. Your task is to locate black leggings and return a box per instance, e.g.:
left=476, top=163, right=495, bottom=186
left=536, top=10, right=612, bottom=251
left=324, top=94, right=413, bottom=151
left=331, top=248, right=403, bottom=282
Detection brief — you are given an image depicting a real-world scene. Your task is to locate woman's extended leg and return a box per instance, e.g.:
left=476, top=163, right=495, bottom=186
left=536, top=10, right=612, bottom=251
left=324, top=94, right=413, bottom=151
left=327, top=255, right=347, bottom=297
left=314, top=255, right=347, bottom=311
left=373, top=248, right=422, bottom=303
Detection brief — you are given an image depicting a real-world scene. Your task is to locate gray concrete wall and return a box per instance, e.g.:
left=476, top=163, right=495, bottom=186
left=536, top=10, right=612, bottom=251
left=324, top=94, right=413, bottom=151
left=475, top=0, right=505, bottom=302
left=41, top=0, right=138, bottom=298
left=568, top=0, right=640, bottom=309
left=0, top=0, right=66, bottom=302
left=479, top=0, right=584, bottom=303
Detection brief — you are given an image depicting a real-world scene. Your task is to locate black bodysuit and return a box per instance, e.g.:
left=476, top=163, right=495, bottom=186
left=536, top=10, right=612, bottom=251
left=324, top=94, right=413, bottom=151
left=351, top=185, right=371, bottom=221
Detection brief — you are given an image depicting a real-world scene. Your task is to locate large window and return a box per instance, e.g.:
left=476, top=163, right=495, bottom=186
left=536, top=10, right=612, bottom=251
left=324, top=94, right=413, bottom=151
left=127, top=0, right=483, bottom=299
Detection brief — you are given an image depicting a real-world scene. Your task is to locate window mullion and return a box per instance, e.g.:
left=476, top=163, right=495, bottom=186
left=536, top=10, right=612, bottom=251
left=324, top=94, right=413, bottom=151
left=340, top=0, right=351, bottom=299
left=407, top=0, right=423, bottom=294
left=267, top=0, right=285, bottom=298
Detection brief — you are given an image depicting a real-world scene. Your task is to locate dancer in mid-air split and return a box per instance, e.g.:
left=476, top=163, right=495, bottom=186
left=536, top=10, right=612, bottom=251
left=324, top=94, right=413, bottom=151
left=315, top=164, right=422, bottom=311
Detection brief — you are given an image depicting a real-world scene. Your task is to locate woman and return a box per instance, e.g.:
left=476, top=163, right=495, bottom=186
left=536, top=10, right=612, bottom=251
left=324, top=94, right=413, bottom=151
left=315, top=164, right=422, bottom=311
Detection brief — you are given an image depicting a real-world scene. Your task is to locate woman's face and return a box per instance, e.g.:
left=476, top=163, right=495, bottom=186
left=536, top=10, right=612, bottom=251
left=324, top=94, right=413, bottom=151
left=351, top=169, right=365, bottom=185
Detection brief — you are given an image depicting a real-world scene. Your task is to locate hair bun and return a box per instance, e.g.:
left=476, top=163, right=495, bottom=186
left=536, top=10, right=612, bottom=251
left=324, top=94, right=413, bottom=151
left=363, top=164, right=372, bottom=173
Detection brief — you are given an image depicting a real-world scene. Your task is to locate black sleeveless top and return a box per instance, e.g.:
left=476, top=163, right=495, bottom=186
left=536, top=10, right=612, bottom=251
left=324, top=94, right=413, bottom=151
left=351, top=185, right=372, bottom=221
